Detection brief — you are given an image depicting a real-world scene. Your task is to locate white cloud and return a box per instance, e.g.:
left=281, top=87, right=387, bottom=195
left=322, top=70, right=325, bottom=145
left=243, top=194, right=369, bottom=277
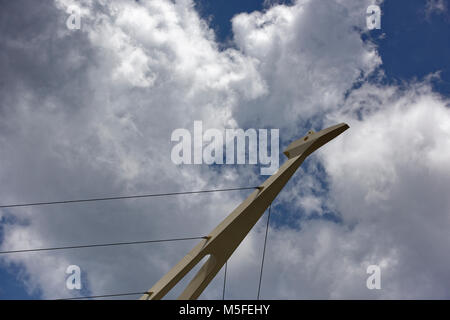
left=231, top=0, right=381, bottom=129
left=1, top=0, right=450, bottom=300
left=317, top=83, right=450, bottom=298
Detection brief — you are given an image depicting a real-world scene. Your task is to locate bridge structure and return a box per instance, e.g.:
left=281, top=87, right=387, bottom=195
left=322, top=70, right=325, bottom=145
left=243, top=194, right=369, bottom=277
left=140, top=123, right=349, bottom=300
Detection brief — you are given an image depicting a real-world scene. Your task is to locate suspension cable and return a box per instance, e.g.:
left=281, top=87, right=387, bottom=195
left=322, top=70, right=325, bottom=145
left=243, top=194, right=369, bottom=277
left=0, top=186, right=258, bottom=209
left=257, top=204, right=271, bottom=300
left=0, top=236, right=208, bottom=255
left=60, top=291, right=150, bottom=300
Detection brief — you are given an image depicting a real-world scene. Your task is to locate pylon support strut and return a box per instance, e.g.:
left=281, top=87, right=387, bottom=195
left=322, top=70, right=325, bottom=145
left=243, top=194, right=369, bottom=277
left=141, top=123, right=349, bottom=300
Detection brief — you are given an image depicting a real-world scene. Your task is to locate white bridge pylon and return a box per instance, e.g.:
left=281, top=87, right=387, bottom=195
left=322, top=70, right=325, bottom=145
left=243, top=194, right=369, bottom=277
left=141, top=123, right=349, bottom=300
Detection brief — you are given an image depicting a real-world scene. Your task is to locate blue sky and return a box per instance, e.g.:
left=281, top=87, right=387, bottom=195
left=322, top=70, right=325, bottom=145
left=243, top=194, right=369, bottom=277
left=1, top=0, right=450, bottom=299
left=372, top=0, right=450, bottom=97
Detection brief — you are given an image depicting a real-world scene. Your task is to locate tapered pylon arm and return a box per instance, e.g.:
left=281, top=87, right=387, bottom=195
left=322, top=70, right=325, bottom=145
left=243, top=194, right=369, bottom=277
left=140, top=123, right=349, bottom=300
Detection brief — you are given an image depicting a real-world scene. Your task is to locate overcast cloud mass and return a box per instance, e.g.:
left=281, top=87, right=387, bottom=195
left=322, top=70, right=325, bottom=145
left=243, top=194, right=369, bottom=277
left=0, top=0, right=449, bottom=299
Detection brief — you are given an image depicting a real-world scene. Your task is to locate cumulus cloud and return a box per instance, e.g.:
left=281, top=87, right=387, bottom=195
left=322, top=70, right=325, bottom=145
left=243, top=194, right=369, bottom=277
left=1, top=0, right=449, bottom=300
left=231, top=0, right=381, bottom=130
left=1, top=0, right=261, bottom=299
left=248, top=83, right=450, bottom=299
